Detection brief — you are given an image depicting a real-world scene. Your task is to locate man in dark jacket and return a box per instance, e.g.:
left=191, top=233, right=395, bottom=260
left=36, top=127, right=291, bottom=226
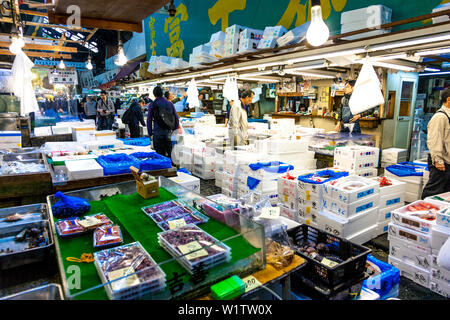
left=147, top=86, right=179, bottom=159
left=126, top=100, right=146, bottom=138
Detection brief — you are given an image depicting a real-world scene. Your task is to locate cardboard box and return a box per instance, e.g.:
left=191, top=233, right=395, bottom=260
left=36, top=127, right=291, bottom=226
left=225, top=24, right=246, bottom=37
left=168, top=172, right=200, bottom=193
left=276, top=22, right=310, bottom=47
left=130, top=166, right=159, bottom=199
left=239, top=38, right=260, bottom=53
left=388, top=255, right=429, bottom=288
left=389, top=236, right=432, bottom=271
left=388, top=223, right=431, bottom=248
left=378, top=202, right=405, bottom=222
left=322, top=194, right=379, bottom=218
left=257, top=37, right=278, bottom=49
left=391, top=199, right=449, bottom=235
left=317, top=206, right=378, bottom=238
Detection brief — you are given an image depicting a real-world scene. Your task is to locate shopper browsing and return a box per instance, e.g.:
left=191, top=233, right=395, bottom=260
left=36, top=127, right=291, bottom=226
left=228, top=90, right=254, bottom=149
left=147, top=86, right=179, bottom=160
left=224, top=99, right=234, bottom=127
left=335, top=80, right=374, bottom=134
left=97, top=90, right=115, bottom=130
left=84, top=96, right=97, bottom=123
left=122, top=100, right=146, bottom=138
left=421, top=87, right=450, bottom=199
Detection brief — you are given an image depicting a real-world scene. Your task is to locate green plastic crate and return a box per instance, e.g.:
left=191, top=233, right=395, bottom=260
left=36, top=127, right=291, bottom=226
left=211, top=275, right=245, bottom=300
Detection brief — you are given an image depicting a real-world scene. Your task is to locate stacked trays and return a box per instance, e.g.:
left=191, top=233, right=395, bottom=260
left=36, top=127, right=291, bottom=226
left=94, top=242, right=166, bottom=300
left=141, top=200, right=209, bottom=231
left=158, top=224, right=231, bottom=274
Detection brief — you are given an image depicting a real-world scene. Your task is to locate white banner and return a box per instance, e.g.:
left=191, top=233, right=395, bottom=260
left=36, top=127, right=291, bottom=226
left=48, top=70, right=78, bottom=85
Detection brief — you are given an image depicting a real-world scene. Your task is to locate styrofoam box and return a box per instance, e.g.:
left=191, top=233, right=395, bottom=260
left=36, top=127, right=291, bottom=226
left=51, top=126, right=72, bottom=135
left=226, top=24, right=246, bottom=37
left=388, top=223, right=431, bottom=248
left=436, top=208, right=450, bottom=228
left=429, top=278, right=450, bottom=298
left=389, top=236, right=432, bottom=271
left=193, top=160, right=214, bottom=172
left=322, top=193, right=379, bottom=218
left=327, top=175, right=379, bottom=204
left=169, top=172, right=200, bottom=193
left=391, top=199, right=449, bottom=235
left=379, top=202, right=405, bottom=222
left=334, top=155, right=379, bottom=172
left=193, top=167, right=215, bottom=180
left=385, top=171, right=424, bottom=185
left=373, top=177, right=406, bottom=196
left=431, top=266, right=450, bottom=284
left=0, top=131, right=21, bottom=147
left=221, top=187, right=235, bottom=199
left=353, top=168, right=378, bottom=178
left=215, top=178, right=222, bottom=188
left=94, top=130, right=117, bottom=142
left=431, top=224, right=450, bottom=251
left=66, top=159, right=103, bottom=180
left=376, top=219, right=390, bottom=235
left=432, top=3, right=450, bottom=24
left=249, top=178, right=278, bottom=194
left=382, top=148, right=408, bottom=163
left=334, top=146, right=379, bottom=161
left=388, top=255, right=430, bottom=288
left=52, top=154, right=98, bottom=165
left=297, top=180, right=325, bottom=198
left=71, top=126, right=96, bottom=142
left=34, top=126, right=52, bottom=137
left=342, top=29, right=390, bottom=41
left=405, top=191, right=420, bottom=203
left=240, top=28, right=264, bottom=41
left=347, top=224, right=377, bottom=245
left=278, top=177, right=299, bottom=211
left=280, top=204, right=299, bottom=222
left=239, top=38, right=259, bottom=53
left=222, top=171, right=236, bottom=185
left=317, top=206, right=378, bottom=238
left=298, top=191, right=321, bottom=212
left=341, top=5, right=392, bottom=25
left=257, top=37, right=278, bottom=49
left=267, top=139, right=308, bottom=154
left=380, top=192, right=405, bottom=209
left=341, top=17, right=390, bottom=33
left=298, top=207, right=319, bottom=225
left=82, top=139, right=124, bottom=151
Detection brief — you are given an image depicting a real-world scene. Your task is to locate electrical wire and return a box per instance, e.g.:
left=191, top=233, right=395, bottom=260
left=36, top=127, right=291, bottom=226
left=258, top=284, right=283, bottom=300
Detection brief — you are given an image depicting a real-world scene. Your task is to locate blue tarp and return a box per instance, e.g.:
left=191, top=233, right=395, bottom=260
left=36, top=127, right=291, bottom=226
left=248, top=161, right=294, bottom=174
left=297, top=170, right=349, bottom=184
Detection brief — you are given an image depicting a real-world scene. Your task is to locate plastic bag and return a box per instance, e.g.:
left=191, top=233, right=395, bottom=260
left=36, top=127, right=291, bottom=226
left=52, top=191, right=91, bottom=218
left=437, top=237, right=450, bottom=271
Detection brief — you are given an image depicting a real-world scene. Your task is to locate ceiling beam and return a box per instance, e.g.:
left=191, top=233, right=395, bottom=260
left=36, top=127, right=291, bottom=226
left=0, top=41, right=78, bottom=53
left=0, top=33, right=85, bottom=45
left=83, top=28, right=98, bottom=45
left=0, top=49, right=71, bottom=59
left=47, top=11, right=142, bottom=32
left=19, top=9, right=48, bottom=17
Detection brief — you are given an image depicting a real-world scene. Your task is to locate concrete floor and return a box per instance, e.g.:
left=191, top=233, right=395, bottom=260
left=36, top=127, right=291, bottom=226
left=0, top=178, right=445, bottom=300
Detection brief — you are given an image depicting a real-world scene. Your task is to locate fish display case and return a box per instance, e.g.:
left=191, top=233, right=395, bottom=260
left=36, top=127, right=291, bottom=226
left=47, top=177, right=266, bottom=300
left=309, top=133, right=376, bottom=156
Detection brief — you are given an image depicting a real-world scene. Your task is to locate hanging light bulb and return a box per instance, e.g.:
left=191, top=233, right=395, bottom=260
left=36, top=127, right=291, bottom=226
left=9, top=34, right=25, bottom=55
left=306, top=0, right=330, bottom=47
left=58, top=60, right=66, bottom=69
left=115, top=45, right=127, bottom=66
left=86, top=56, right=93, bottom=70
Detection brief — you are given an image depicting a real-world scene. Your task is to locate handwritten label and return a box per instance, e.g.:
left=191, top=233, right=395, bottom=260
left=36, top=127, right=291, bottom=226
left=168, top=218, right=186, bottom=230
left=259, top=207, right=281, bottom=220
left=321, top=257, right=339, bottom=268
left=78, top=216, right=102, bottom=229
left=178, top=241, right=208, bottom=260
left=108, top=267, right=140, bottom=291
left=242, top=275, right=262, bottom=293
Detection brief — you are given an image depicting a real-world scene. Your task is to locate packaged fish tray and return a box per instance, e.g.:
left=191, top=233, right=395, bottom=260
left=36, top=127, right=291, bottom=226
left=157, top=224, right=231, bottom=274
left=156, top=211, right=210, bottom=231
left=287, top=224, right=371, bottom=287
left=78, top=213, right=112, bottom=231
left=93, top=225, right=123, bottom=249
left=55, top=218, right=86, bottom=237
left=94, top=242, right=166, bottom=300
left=141, top=200, right=184, bottom=215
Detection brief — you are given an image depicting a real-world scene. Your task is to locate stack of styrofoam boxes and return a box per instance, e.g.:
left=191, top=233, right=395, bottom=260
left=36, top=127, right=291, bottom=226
left=381, top=148, right=408, bottom=168
left=239, top=28, right=264, bottom=54
left=214, top=149, right=225, bottom=188
left=235, top=153, right=265, bottom=199
left=276, top=22, right=311, bottom=47
left=179, top=141, right=205, bottom=173
left=333, top=146, right=380, bottom=178
left=269, top=118, right=295, bottom=136
left=371, top=177, right=406, bottom=237
left=319, top=175, right=380, bottom=245
left=224, top=24, right=247, bottom=57
left=414, top=158, right=430, bottom=192
left=71, top=125, right=96, bottom=142
left=266, top=138, right=316, bottom=170
left=426, top=192, right=450, bottom=298
left=257, top=25, right=287, bottom=50
left=222, top=150, right=246, bottom=199
left=65, top=159, right=104, bottom=180
left=83, top=130, right=124, bottom=151
left=388, top=199, right=450, bottom=295
left=340, top=5, right=392, bottom=41
left=209, top=31, right=226, bottom=59
left=0, top=131, right=21, bottom=148
left=189, top=44, right=216, bottom=67
left=168, top=172, right=200, bottom=194
left=246, top=161, right=293, bottom=206
left=385, top=163, right=428, bottom=203
left=277, top=170, right=313, bottom=224
left=34, top=126, right=53, bottom=137
left=297, top=170, right=349, bottom=228
left=432, top=2, right=450, bottom=24
left=192, top=146, right=215, bottom=180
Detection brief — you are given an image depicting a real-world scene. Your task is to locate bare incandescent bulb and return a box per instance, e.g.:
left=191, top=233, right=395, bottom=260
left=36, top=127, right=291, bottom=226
left=115, top=45, right=127, bottom=66
left=58, top=60, right=66, bottom=69
left=86, top=57, right=93, bottom=70
left=306, top=4, right=330, bottom=47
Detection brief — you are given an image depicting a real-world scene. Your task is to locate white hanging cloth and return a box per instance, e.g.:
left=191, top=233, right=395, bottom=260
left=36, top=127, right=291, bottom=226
left=186, top=78, right=200, bottom=109
left=349, top=58, right=384, bottom=115
left=222, top=75, right=239, bottom=102
left=11, top=50, right=39, bottom=116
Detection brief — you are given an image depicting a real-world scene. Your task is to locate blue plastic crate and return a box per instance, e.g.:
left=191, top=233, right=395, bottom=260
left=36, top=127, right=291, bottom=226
left=129, top=152, right=172, bottom=171
left=297, top=169, right=349, bottom=184
left=118, top=137, right=151, bottom=146
left=96, top=153, right=139, bottom=176
left=362, top=255, right=400, bottom=300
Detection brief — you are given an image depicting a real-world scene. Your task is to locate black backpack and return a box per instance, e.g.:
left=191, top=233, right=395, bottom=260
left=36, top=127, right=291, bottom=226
left=121, top=107, right=133, bottom=125
left=153, top=100, right=177, bottom=130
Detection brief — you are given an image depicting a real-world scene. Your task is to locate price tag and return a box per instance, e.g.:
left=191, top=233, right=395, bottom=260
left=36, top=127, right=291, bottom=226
left=178, top=241, right=208, bottom=260
left=242, top=275, right=262, bottom=293
left=108, top=267, right=140, bottom=291
left=284, top=195, right=289, bottom=203
left=168, top=218, right=186, bottom=230
left=259, top=207, right=280, bottom=220
left=321, top=257, right=339, bottom=268
left=78, top=216, right=102, bottom=228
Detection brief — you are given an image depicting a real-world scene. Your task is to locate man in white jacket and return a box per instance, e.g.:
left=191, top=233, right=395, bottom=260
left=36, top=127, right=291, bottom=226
left=228, top=90, right=254, bottom=149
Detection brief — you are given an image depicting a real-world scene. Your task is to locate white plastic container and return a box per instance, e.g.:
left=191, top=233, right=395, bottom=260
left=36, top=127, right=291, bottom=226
left=34, top=126, right=53, bottom=137
left=317, top=207, right=378, bottom=238
left=66, top=159, right=103, bottom=180
left=82, top=139, right=124, bottom=151
left=388, top=223, right=431, bottom=248
left=168, top=172, right=200, bottom=193
left=388, top=255, right=430, bottom=288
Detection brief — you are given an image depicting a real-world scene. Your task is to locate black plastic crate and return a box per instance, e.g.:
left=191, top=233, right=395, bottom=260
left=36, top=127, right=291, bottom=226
left=287, top=224, right=371, bottom=287
left=292, top=271, right=369, bottom=300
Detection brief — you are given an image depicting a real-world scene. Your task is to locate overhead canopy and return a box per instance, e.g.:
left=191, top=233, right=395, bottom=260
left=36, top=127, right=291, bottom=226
left=47, top=0, right=171, bottom=32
